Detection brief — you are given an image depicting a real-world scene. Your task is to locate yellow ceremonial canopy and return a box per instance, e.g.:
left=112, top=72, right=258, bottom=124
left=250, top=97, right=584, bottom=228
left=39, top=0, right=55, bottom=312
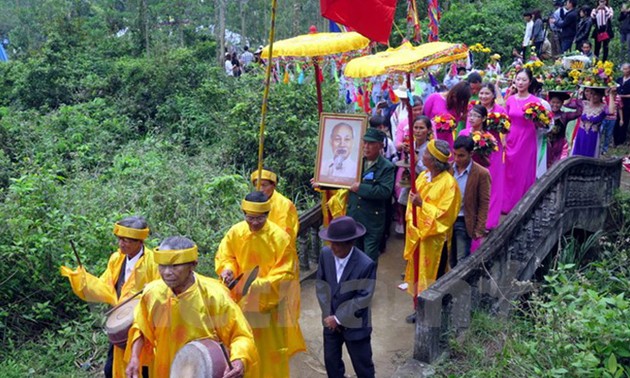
left=344, top=41, right=468, bottom=78
left=261, top=32, right=370, bottom=59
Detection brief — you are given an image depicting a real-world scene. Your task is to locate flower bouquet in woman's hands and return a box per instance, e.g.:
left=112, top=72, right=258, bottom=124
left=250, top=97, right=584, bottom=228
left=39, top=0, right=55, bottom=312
left=432, top=114, right=457, bottom=132
left=486, top=112, right=511, bottom=134
left=523, top=102, right=551, bottom=129
left=471, top=131, right=499, bottom=156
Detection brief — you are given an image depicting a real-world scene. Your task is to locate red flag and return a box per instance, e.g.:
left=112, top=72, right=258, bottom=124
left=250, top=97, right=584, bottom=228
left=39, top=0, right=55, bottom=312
left=321, top=0, right=397, bottom=44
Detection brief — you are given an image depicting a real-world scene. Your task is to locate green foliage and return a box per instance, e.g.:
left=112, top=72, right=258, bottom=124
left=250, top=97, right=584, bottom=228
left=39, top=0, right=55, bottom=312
left=437, top=194, right=630, bottom=377
left=441, top=0, right=525, bottom=63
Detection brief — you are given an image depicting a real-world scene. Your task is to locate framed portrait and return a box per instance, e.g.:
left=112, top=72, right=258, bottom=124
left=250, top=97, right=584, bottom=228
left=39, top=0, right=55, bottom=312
left=314, top=113, right=368, bottom=189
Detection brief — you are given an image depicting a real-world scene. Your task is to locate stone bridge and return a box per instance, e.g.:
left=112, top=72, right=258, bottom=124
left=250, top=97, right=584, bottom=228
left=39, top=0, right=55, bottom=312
left=295, top=156, right=622, bottom=367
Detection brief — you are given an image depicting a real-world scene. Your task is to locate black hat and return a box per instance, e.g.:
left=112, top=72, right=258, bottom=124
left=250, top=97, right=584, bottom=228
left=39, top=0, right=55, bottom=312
left=318, top=216, right=366, bottom=242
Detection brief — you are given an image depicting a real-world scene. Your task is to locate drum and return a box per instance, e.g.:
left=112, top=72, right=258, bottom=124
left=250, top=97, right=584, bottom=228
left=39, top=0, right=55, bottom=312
left=104, top=298, right=139, bottom=348
left=170, top=338, right=229, bottom=378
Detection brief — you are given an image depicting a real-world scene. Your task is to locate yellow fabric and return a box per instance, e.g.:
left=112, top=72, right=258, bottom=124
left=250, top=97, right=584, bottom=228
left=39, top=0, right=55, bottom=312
left=344, top=42, right=468, bottom=78
left=241, top=199, right=271, bottom=214
left=260, top=32, right=369, bottom=59
left=126, top=274, right=259, bottom=377
left=266, top=191, right=305, bottom=356
left=427, top=140, right=450, bottom=163
left=250, top=169, right=278, bottom=184
left=268, top=191, right=299, bottom=243
left=326, top=189, right=349, bottom=218
left=403, top=171, right=461, bottom=295
left=60, top=247, right=160, bottom=378
left=113, top=224, right=149, bottom=240
left=215, top=221, right=303, bottom=376
left=154, top=245, right=198, bottom=265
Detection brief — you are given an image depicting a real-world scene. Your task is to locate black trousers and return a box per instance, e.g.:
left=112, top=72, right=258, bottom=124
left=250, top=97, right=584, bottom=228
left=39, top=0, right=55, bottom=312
left=105, top=344, right=148, bottom=378
left=323, top=331, right=375, bottom=378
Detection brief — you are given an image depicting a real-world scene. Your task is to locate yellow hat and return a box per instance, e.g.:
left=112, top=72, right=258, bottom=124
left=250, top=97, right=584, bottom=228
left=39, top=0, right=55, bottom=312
left=113, top=223, right=149, bottom=240
left=250, top=169, right=277, bottom=184
left=491, top=54, right=501, bottom=60
left=154, top=245, right=198, bottom=265
left=241, top=199, right=271, bottom=214
left=427, top=140, right=450, bottom=163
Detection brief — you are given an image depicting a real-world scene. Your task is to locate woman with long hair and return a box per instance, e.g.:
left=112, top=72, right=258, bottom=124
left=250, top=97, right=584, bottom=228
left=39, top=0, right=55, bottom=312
left=503, top=68, right=542, bottom=214
left=423, top=81, right=472, bottom=150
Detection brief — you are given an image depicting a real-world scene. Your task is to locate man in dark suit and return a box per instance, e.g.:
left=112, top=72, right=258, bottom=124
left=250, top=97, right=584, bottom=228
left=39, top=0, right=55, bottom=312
left=347, top=128, right=395, bottom=261
left=450, top=136, right=491, bottom=267
left=316, top=216, right=377, bottom=378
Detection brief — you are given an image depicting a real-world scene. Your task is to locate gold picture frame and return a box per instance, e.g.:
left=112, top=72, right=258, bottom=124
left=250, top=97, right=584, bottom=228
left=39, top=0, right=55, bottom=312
left=314, top=113, right=368, bottom=189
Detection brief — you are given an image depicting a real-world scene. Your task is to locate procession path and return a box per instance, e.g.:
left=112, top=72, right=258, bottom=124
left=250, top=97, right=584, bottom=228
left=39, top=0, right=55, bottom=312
left=290, top=234, right=413, bottom=377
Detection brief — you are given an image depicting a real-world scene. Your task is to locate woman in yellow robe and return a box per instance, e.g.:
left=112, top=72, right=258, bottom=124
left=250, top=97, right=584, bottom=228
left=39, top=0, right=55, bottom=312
left=404, top=140, right=461, bottom=296
left=216, top=192, right=298, bottom=378
left=60, top=217, right=159, bottom=378
left=126, top=237, right=258, bottom=378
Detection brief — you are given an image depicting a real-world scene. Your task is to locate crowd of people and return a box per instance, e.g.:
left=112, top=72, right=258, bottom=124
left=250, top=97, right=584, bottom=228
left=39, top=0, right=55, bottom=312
left=56, top=3, right=630, bottom=375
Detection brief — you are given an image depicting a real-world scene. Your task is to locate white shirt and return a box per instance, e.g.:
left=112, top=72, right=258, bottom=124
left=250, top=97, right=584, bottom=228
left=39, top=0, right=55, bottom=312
left=124, top=247, right=144, bottom=282
left=523, top=20, right=534, bottom=47
left=334, top=248, right=354, bottom=283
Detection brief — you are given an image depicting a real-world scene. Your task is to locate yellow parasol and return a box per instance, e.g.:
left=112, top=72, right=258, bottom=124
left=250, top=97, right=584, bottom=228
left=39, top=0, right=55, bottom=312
left=261, top=31, right=370, bottom=115
left=344, top=41, right=467, bottom=78
left=260, top=32, right=369, bottom=59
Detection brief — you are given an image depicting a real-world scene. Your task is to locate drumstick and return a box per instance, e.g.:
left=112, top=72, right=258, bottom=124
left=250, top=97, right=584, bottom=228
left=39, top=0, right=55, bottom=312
left=69, top=240, right=83, bottom=267
left=104, top=290, right=143, bottom=316
left=219, top=342, right=233, bottom=370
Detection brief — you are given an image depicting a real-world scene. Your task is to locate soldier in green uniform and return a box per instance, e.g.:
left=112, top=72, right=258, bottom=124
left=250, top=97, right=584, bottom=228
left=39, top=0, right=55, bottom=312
left=347, top=128, right=395, bottom=262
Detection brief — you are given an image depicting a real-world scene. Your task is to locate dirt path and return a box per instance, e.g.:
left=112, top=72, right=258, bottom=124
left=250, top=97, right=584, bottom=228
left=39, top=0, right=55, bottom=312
left=290, top=235, right=414, bottom=377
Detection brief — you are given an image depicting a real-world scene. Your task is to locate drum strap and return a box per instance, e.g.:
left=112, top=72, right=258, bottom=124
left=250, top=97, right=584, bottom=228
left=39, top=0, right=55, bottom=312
left=115, top=258, right=127, bottom=299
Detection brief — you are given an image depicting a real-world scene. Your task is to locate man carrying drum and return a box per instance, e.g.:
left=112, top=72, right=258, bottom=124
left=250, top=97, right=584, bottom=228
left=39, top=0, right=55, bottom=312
left=125, top=236, right=258, bottom=378
left=60, top=216, right=160, bottom=378
left=216, top=191, right=299, bottom=377
left=250, top=168, right=306, bottom=358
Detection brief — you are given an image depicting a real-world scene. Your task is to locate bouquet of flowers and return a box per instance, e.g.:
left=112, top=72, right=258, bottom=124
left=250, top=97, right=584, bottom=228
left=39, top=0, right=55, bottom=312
left=580, top=60, right=616, bottom=88
left=523, top=102, right=551, bottom=128
left=469, top=43, right=492, bottom=69
left=486, top=112, right=511, bottom=133
left=523, top=58, right=545, bottom=79
left=432, top=114, right=457, bottom=132
left=471, top=131, right=499, bottom=156
left=468, top=99, right=480, bottom=111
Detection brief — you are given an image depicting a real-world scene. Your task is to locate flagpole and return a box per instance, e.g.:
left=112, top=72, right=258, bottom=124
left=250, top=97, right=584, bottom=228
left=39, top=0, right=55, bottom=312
left=405, top=72, right=420, bottom=309
left=256, top=0, right=279, bottom=189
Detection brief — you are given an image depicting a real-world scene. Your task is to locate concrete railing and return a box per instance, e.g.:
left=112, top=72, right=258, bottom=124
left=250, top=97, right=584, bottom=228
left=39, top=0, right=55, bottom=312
left=412, top=157, right=622, bottom=363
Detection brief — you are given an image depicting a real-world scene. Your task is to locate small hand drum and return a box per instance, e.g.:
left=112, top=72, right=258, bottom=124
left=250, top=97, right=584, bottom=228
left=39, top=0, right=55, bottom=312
left=105, top=298, right=140, bottom=348
left=170, top=338, right=229, bottom=378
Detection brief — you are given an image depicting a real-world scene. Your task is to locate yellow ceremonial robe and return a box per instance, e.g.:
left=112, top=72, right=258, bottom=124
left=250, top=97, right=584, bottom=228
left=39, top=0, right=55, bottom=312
left=60, top=247, right=160, bottom=378
left=404, top=171, right=461, bottom=295
left=267, top=191, right=306, bottom=357
left=127, top=274, right=258, bottom=377
left=215, top=221, right=297, bottom=378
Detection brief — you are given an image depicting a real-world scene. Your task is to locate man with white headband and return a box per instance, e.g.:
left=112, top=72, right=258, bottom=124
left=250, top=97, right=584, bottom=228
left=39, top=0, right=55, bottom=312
left=215, top=191, right=301, bottom=377
left=125, top=236, right=257, bottom=378
left=60, top=216, right=159, bottom=378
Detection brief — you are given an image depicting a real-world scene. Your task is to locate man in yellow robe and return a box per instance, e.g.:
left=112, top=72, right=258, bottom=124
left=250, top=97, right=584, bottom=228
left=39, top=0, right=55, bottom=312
left=125, top=236, right=258, bottom=378
left=216, top=191, right=299, bottom=378
left=404, top=140, right=461, bottom=322
left=250, top=168, right=306, bottom=358
left=60, top=216, right=159, bottom=378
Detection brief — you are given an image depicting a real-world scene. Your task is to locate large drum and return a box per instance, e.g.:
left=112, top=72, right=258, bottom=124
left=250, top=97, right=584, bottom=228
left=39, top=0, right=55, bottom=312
left=105, top=298, right=139, bottom=348
left=170, top=338, right=229, bottom=378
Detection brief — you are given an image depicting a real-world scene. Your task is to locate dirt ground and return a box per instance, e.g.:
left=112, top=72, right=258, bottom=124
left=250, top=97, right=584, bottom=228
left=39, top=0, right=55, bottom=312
left=289, top=234, right=414, bottom=377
